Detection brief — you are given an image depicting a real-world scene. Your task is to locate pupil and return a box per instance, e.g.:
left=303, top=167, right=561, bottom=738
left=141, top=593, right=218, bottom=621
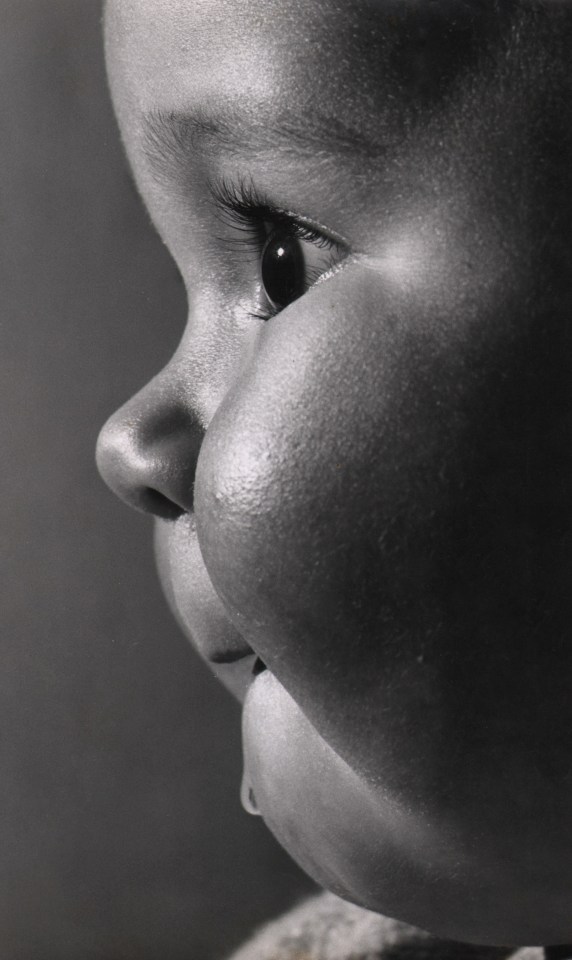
left=261, top=231, right=305, bottom=310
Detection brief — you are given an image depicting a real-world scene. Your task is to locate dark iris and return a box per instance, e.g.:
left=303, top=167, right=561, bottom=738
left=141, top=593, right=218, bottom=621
left=261, top=229, right=305, bottom=310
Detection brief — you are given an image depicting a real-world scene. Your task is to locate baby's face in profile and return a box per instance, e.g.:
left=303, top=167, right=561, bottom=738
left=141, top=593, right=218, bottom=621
left=97, top=0, right=572, bottom=946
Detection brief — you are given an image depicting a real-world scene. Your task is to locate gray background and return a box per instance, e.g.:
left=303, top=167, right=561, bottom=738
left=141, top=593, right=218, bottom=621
left=0, top=2, right=314, bottom=957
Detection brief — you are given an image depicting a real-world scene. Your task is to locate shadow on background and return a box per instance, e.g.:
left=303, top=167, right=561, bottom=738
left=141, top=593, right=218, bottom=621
left=0, top=3, right=315, bottom=957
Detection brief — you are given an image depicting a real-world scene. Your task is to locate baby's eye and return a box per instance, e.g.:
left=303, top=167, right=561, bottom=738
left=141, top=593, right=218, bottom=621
left=209, top=175, right=349, bottom=320
left=260, top=223, right=339, bottom=314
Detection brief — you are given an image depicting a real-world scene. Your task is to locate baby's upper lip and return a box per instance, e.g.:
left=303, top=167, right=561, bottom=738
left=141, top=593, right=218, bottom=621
left=155, top=514, right=268, bottom=700
left=156, top=512, right=254, bottom=662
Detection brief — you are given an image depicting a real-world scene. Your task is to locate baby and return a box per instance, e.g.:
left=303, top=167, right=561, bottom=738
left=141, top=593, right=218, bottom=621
left=96, top=0, right=572, bottom=956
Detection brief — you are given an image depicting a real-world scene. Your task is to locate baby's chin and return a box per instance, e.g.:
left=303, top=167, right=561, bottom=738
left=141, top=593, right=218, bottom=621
left=242, top=671, right=449, bottom=934
left=241, top=671, right=569, bottom=947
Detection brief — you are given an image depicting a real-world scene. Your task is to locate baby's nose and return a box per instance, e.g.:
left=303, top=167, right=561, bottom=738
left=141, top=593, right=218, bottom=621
left=96, top=371, right=203, bottom=520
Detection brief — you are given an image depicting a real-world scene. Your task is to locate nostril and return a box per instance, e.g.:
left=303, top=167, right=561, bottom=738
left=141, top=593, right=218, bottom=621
left=96, top=395, right=202, bottom=519
left=142, top=488, right=185, bottom=521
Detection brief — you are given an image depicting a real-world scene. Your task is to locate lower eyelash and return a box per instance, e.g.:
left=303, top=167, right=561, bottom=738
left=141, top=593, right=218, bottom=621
left=248, top=308, right=277, bottom=322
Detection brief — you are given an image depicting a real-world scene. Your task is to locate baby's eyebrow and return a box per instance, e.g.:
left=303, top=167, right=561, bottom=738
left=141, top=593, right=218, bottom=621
left=139, top=103, right=385, bottom=180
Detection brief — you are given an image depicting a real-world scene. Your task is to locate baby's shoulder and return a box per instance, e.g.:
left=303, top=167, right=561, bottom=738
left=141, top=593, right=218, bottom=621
left=226, top=892, right=544, bottom=960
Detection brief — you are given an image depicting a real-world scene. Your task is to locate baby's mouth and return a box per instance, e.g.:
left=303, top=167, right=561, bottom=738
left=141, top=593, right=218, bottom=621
left=252, top=656, right=267, bottom=676
left=209, top=649, right=267, bottom=704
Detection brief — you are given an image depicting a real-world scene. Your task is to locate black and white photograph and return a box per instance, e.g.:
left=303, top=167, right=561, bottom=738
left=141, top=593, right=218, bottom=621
left=2, top=2, right=572, bottom=958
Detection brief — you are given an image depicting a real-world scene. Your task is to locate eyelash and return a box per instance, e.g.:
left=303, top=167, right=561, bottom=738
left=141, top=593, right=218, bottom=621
left=208, top=175, right=346, bottom=321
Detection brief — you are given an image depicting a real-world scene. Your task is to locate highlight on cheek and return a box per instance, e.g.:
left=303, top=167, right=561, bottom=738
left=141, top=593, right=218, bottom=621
left=362, top=239, right=432, bottom=290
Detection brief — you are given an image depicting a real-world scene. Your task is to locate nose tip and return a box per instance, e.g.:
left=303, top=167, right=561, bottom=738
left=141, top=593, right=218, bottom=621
left=96, top=387, right=203, bottom=520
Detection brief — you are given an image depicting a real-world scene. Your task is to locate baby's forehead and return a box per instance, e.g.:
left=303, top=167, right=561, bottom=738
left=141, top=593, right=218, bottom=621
left=107, top=0, right=560, bottom=126
left=106, top=0, right=570, bottom=217
left=108, top=2, right=494, bottom=147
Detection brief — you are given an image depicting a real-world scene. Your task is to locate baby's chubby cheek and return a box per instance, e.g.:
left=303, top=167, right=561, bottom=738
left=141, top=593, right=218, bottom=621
left=194, top=244, right=572, bottom=943
left=195, top=261, right=399, bottom=654
left=194, top=257, right=478, bottom=786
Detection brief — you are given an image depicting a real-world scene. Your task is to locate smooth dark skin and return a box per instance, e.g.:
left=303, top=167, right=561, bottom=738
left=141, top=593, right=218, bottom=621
left=97, top=0, right=572, bottom=946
